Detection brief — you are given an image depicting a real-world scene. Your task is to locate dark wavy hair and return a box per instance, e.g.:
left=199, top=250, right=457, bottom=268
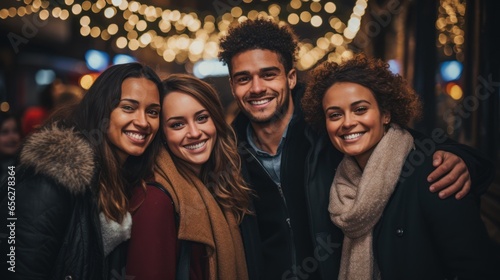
left=219, top=18, right=299, bottom=74
left=50, top=63, right=164, bottom=223
left=162, top=74, right=252, bottom=223
left=302, top=54, right=422, bottom=134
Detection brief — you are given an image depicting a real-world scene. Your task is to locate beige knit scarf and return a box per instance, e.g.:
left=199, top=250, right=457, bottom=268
left=329, top=124, right=414, bottom=280
left=153, top=148, right=248, bottom=280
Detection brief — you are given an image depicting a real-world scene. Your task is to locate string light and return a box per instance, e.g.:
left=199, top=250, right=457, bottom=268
left=436, top=0, right=465, bottom=61
left=1, top=0, right=369, bottom=69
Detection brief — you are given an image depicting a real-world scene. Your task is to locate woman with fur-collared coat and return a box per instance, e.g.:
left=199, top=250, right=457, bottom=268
left=0, top=63, right=163, bottom=280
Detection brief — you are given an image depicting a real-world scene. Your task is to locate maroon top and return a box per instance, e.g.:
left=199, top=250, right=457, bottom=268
left=126, top=185, right=208, bottom=280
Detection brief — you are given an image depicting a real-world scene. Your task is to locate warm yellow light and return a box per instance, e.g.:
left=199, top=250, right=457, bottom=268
left=248, top=10, right=259, bottom=20
left=90, top=26, right=101, bottom=38
left=187, top=19, right=201, bottom=32
left=136, top=20, right=147, bottom=31
left=231, top=7, right=243, bottom=17
left=353, top=5, right=366, bottom=16
left=175, top=53, right=187, bottom=64
left=8, top=8, right=16, bottom=18
left=343, top=28, right=356, bottom=40
left=72, top=4, right=82, bottom=15
left=356, top=0, right=368, bottom=9
left=32, top=0, right=41, bottom=9
left=96, top=0, right=106, bottom=9
left=189, top=39, right=204, bottom=55
left=288, top=13, right=299, bottom=25
left=80, top=26, right=90, bottom=36
left=454, top=35, right=464, bottom=45
left=65, top=0, right=74, bottom=5
left=128, top=39, right=139, bottom=51
left=104, top=7, right=116, bottom=18
left=127, top=30, right=138, bottom=40
left=317, top=37, right=330, bottom=50
left=0, top=9, right=8, bottom=20
left=138, top=4, right=147, bottom=15
left=311, top=15, right=322, bottom=27
left=80, top=16, right=90, bottom=26
left=60, top=9, right=69, bottom=20
left=101, top=30, right=111, bottom=41
left=324, top=2, right=337, bottom=13
left=290, top=0, right=302, bottom=10
left=438, top=33, right=447, bottom=45
left=39, top=9, right=49, bottom=20
left=129, top=1, right=139, bottom=12
left=82, top=1, right=91, bottom=11
left=170, top=10, right=181, bottom=21
left=163, top=49, right=176, bottom=62
left=310, top=2, right=322, bottom=13
left=119, top=0, right=128, bottom=10
left=175, top=22, right=185, bottom=31
left=159, top=20, right=171, bottom=32
left=17, top=7, right=27, bottom=17
left=331, top=34, right=344, bottom=46
left=139, top=33, right=152, bottom=45
left=128, top=14, right=139, bottom=25
left=300, top=11, right=312, bottom=22
left=436, top=17, right=446, bottom=30
left=0, top=102, right=10, bottom=112
left=107, top=24, right=118, bottom=35
left=116, top=37, right=128, bottom=49
left=269, top=4, right=280, bottom=17
left=450, top=84, right=463, bottom=100
left=177, top=35, right=190, bottom=50
left=112, top=0, right=122, bottom=6
left=80, top=74, right=94, bottom=90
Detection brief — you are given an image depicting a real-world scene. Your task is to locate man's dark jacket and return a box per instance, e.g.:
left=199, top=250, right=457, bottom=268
left=235, top=83, right=495, bottom=280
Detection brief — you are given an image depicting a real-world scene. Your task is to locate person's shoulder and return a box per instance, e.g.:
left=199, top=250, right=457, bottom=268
left=131, top=183, right=174, bottom=211
left=19, top=124, right=96, bottom=195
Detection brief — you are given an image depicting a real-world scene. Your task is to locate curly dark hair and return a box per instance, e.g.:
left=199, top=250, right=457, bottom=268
left=218, top=18, right=299, bottom=73
left=302, top=54, right=422, bottom=134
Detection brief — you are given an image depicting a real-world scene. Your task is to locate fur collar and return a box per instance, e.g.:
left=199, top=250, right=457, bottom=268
left=20, top=124, right=96, bottom=194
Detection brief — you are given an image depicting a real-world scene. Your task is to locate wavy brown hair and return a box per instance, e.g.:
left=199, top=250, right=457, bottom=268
left=162, top=74, right=252, bottom=223
left=302, top=54, right=422, bottom=134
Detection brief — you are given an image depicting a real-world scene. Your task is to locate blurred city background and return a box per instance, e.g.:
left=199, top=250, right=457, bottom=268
left=0, top=0, right=499, bottom=245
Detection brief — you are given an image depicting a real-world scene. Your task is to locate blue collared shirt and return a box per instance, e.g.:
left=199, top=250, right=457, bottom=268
left=246, top=116, right=293, bottom=185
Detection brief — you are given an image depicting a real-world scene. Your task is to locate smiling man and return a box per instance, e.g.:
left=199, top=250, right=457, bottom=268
left=218, top=19, right=493, bottom=280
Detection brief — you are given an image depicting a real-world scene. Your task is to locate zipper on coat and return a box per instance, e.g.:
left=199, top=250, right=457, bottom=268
left=244, top=146, right=298, bottom=271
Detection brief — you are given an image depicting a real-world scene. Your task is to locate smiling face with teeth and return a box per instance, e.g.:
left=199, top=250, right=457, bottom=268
left=107, top=77, right=161, bottom=164
left=229, top=49, right=296, bottom=125
left=162, top=91, right=217, bottom=175
left=323, top=82, right=390, bottom=169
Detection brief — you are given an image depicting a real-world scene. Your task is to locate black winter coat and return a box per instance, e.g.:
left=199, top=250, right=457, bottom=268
left=0, top=125, right=129, bottom=280
left=236, top=83, right=495, bottom=280
left=373, top=142, right=499, bottom=279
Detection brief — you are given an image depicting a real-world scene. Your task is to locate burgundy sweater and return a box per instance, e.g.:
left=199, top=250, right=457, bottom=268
left=126, top=185, right=208, bottom=280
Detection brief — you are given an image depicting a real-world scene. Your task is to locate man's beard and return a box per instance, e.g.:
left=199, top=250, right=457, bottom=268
left=244, top=85, right=291, bottom=125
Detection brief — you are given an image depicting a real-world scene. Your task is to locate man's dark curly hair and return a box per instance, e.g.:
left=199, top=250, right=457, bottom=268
left=302, top=54, right=422, bottom=134
left=218, top=18, right=299, bottom=73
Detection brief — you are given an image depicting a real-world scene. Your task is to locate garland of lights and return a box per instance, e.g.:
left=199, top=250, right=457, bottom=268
left=436, top=0, right=465, bottom=62
left=1, top=0, right=369, bottom=70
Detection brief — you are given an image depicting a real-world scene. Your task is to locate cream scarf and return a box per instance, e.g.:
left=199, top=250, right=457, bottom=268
left=329, top=124, right=414, bottom=280
left=154, top=148, right=248, bottom=280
